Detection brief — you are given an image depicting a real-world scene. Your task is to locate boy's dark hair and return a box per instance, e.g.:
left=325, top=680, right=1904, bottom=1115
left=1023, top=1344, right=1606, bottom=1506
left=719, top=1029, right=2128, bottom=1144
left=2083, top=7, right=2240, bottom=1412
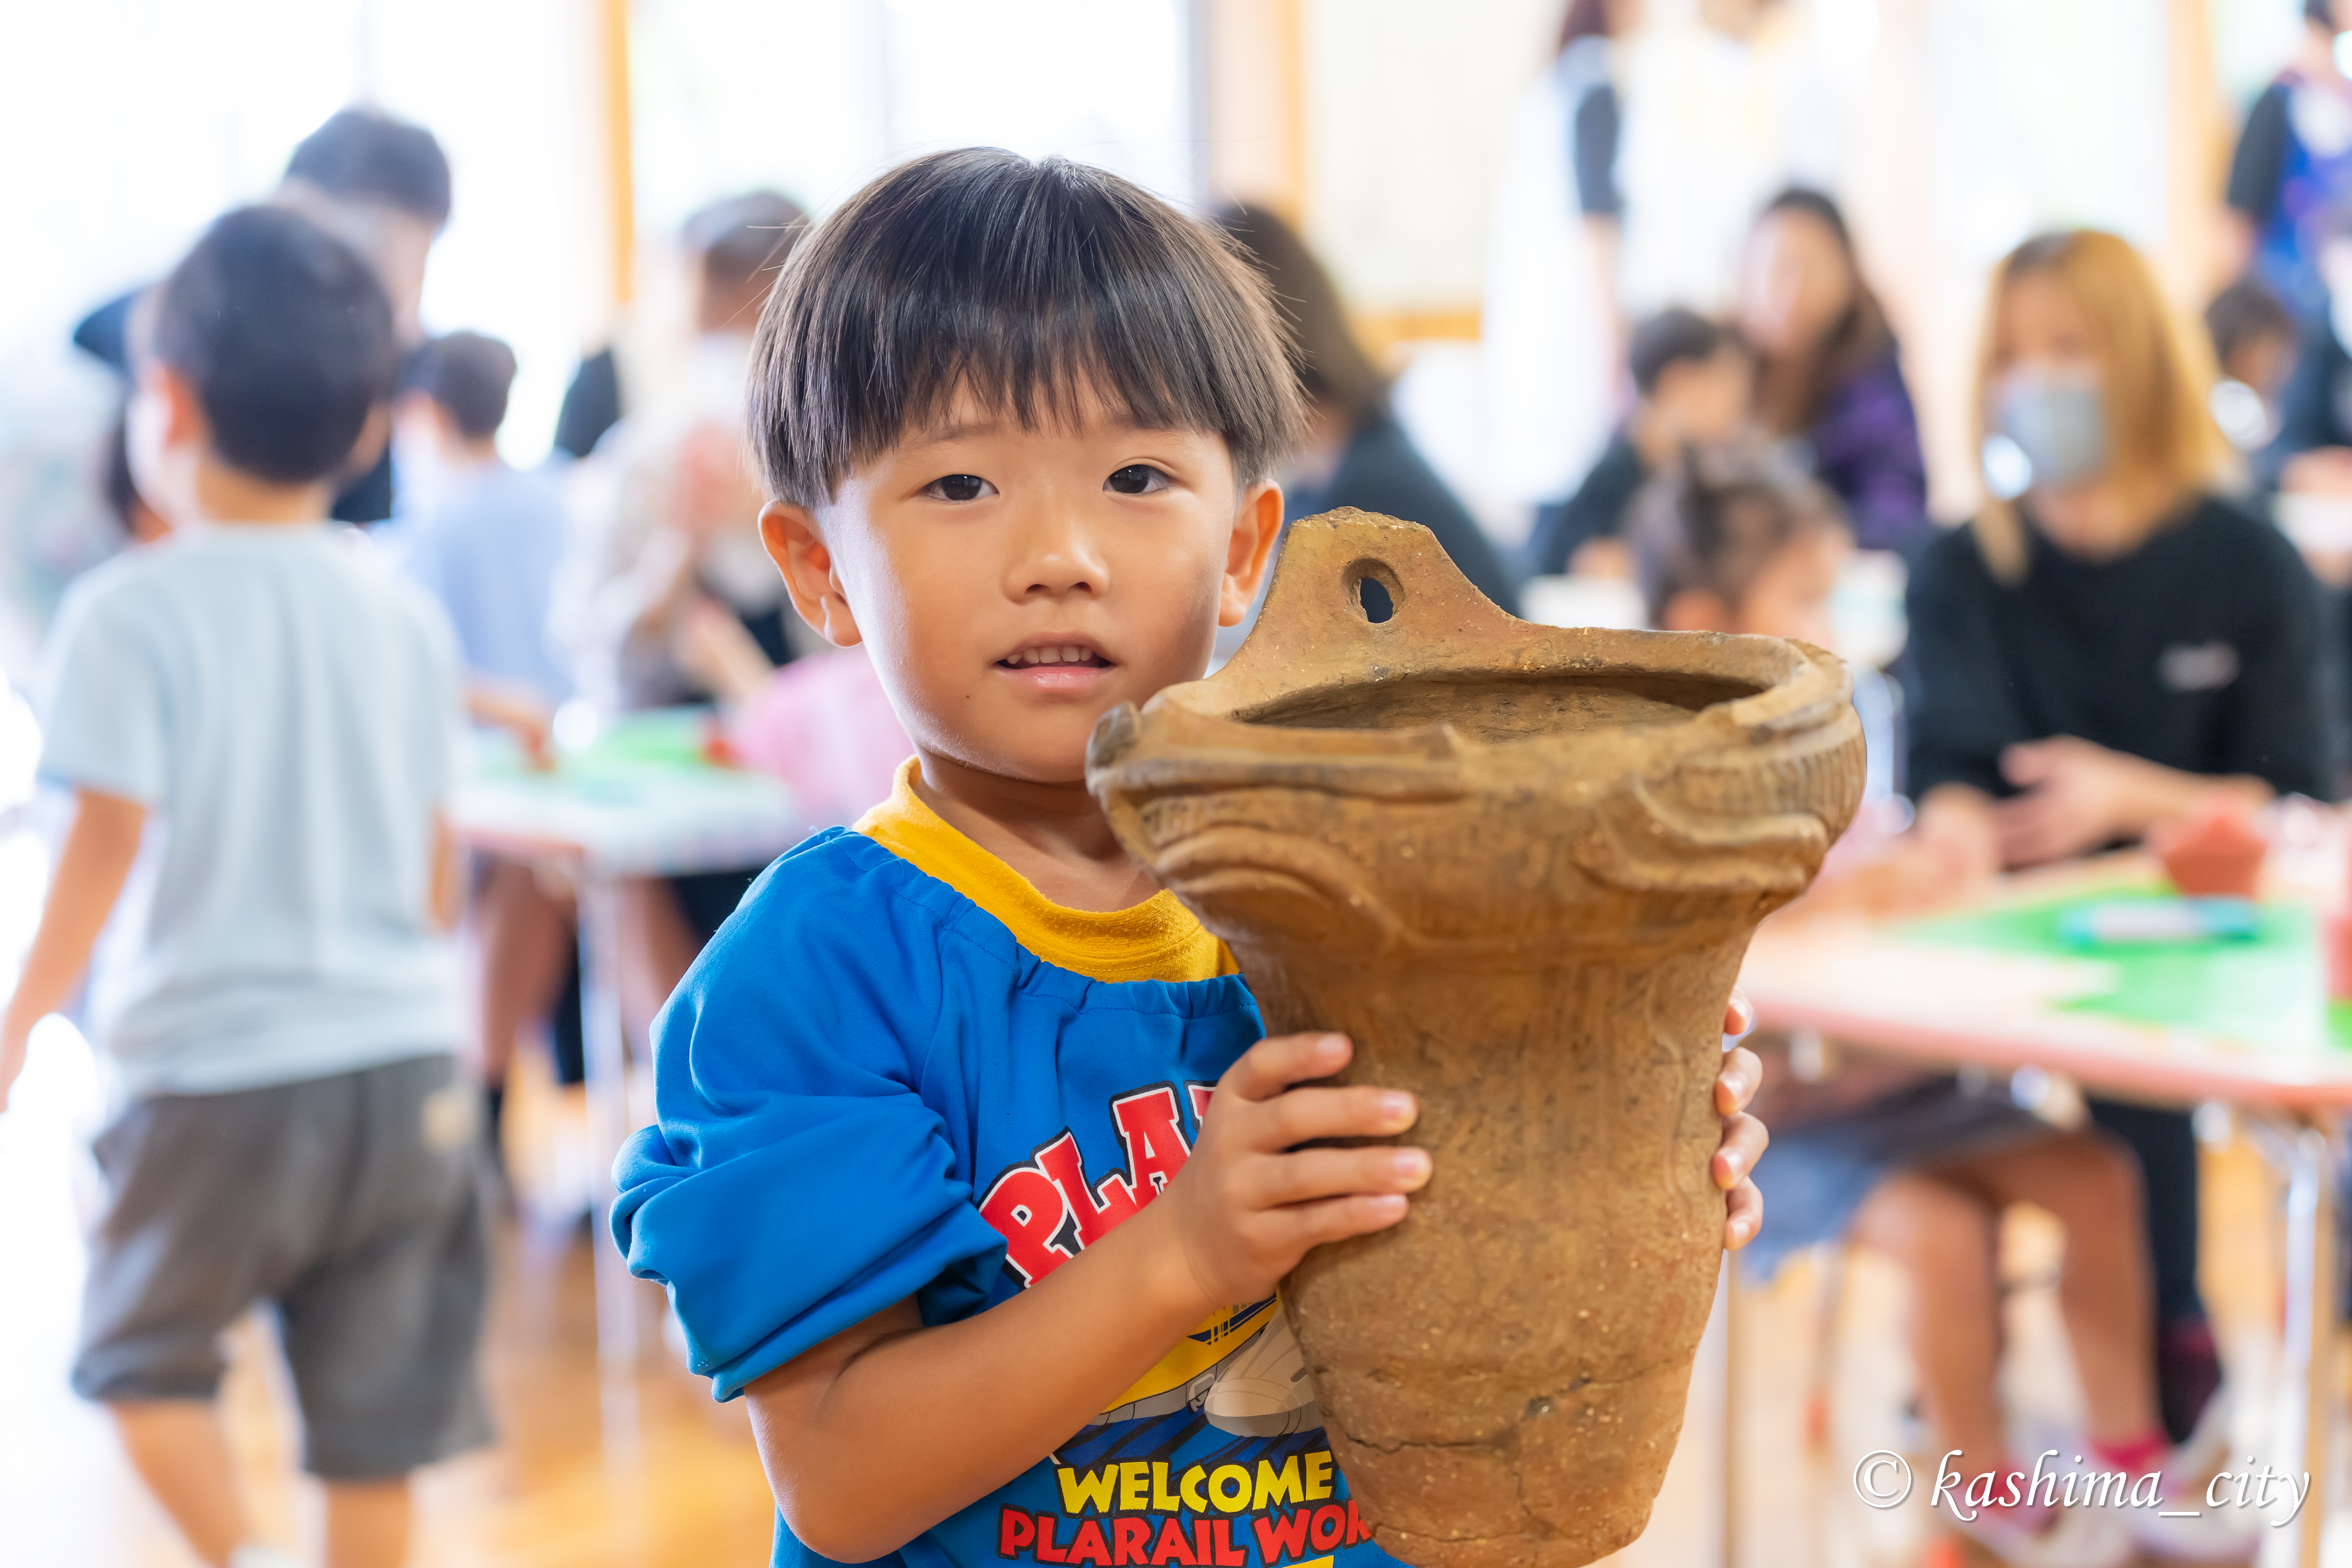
left=404, top=331, right=518, bottom=440
left=684, top=190, right=811, bottom=293
left=1629, top=308, right=1741, bottom=398
left=285, top=108, right=453, bottom=227
left=2204, top=278, right=2295, bottom=373
left=1214, top=201, right=1390, bottom=428
left=748, top=150, right=1304, bottom=508
left=1631, top=444, right=1844, bottom=626
left=150, top=206, right=399, bottom=486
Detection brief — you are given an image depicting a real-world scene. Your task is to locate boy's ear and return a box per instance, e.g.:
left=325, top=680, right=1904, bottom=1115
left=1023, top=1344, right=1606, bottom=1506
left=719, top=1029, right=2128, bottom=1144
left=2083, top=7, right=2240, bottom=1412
left=760, top=500, right=864, bottom=649
left=1218, top=480, right=1284, bottom=628
left=1660, top=587, right=1733, bottom=633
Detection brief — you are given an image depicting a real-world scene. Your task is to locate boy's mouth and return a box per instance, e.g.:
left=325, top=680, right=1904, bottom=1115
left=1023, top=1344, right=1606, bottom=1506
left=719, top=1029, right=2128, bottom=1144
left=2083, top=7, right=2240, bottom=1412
left=997, top=642, right=1113, bottom=671
left=995, top=639, right=1116, bottom=696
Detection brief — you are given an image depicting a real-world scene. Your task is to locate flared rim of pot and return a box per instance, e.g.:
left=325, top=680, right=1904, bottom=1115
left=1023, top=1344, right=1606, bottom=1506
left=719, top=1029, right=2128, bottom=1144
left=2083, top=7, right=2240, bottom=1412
left=1086, top=509, right=1857, bottom=795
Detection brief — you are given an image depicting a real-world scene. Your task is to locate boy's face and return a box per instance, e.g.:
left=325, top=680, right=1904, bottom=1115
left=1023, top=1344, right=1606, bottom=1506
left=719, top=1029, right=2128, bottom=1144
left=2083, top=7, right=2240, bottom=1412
left=762, top=388, right=1282, bottom=787
left=1653, top=348, right=1752, bottom=445
left=1733, top=525, right=1849, bottom=647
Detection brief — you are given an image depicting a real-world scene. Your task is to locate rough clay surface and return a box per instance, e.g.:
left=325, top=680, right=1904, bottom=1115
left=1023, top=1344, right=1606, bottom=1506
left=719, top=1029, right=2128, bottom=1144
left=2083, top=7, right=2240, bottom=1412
left=1088, top=512, right=1865, bottom=1566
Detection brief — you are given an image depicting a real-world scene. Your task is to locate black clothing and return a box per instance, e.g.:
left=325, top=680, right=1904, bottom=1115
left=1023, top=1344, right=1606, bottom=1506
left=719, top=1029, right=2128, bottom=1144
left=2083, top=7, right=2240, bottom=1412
left=1906, top=494, right=2329, bottom=1376
left=2086, top=1099, right=2203, bottom=1330
left=71, top=291, right=135, bottom=372
left=71, top=288, right=398, bottom=525
left=1286, top=413, right=1520, bottom=615
left=1570, top=81, right=1623, bottom=218
left=1905, top=494, right=2334, bottom=803
left=1525, top=431, right=1646, bottom=577
left=553, top=346, right=624, bottom=460
left=2226, top=82, right=2293, bottom=226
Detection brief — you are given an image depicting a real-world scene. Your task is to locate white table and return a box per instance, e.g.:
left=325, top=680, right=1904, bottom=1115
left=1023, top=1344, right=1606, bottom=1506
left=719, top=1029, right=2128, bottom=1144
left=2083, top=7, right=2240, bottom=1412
left=448, top=712, right=804, bottom=1378
left=1739, top=855, right=2352, bottom=1568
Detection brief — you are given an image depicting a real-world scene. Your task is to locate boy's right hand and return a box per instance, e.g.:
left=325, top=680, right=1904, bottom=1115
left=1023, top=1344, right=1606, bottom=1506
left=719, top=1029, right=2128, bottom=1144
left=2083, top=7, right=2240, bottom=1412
left=1146, top=1032, right=1426, bottom=1316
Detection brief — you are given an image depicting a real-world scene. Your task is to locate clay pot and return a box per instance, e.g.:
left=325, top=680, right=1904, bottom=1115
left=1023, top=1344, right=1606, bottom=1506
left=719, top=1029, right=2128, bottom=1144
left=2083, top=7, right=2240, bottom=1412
left=1087, top=511, right=1865, bottom=1567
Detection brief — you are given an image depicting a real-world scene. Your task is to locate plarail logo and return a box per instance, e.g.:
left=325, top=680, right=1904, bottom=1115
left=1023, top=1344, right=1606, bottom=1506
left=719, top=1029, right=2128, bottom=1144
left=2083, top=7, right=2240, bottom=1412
left=979, top=1083, right=1218, bottom=1284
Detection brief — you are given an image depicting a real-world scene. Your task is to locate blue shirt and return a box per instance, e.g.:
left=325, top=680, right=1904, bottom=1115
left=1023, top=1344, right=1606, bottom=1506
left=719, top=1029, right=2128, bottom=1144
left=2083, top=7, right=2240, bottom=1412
left=395, top=461, right=572, bottom=703
left=613, top=766, right=1398, bottom=1568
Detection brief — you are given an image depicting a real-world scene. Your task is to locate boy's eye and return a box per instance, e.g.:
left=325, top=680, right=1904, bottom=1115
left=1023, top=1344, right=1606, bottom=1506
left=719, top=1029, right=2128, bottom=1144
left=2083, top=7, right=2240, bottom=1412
left=925, top=473, right=994, bottom=502
left=1106, top=464, right=1169, bottom=496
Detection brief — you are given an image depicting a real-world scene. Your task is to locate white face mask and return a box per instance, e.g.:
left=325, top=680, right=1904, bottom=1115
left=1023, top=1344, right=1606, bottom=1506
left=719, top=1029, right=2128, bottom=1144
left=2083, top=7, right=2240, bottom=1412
left=1986, top=368, right=2108, bottom=495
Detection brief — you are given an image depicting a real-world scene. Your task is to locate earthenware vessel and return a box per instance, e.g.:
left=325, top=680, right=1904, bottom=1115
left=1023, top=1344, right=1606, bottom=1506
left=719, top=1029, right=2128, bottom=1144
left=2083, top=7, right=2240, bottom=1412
left=1087, top=510, right=1865, bottom=1566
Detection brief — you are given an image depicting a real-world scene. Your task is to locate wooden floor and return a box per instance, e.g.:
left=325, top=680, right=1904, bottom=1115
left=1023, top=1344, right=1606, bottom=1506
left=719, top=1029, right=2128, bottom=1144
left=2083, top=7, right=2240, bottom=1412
left=0, top=1019, right=2320, bottom=1567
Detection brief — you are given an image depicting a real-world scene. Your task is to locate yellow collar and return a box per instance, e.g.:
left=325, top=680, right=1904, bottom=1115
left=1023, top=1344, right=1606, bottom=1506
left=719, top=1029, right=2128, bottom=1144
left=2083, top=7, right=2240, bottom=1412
left=856, top=759, right=1231, bottom=985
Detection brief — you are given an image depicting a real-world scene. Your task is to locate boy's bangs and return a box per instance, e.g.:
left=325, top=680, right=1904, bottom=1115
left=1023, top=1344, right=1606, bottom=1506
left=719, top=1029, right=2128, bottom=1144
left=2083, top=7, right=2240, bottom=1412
left=750, top=150, right=1302, bottom=507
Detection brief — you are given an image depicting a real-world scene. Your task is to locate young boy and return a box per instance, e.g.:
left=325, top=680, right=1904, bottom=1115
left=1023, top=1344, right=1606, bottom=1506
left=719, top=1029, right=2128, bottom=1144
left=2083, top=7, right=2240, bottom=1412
left=611, top=149, right=1768, bottom=1568
left=392, top=329, right=578, bottom=1165
left=1525, top=308, right=1754, bottom=581
left=1, top=207, right=485, bottom=1568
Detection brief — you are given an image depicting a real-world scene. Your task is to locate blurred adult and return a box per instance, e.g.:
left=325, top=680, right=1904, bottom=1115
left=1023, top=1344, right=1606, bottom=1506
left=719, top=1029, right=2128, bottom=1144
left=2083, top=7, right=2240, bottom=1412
left=71, top=108, right=450, bottom=526
left=1214, top=202, right=1519, bottom=615
left=1614, top=0, right=1839, bottom=318
left=1907, top=230, right=2333, bottom=1445
left=1556, top=0, right=1646, bottom=349
left=1738, top=188, right=1929, bottom=554
left=550, top=191, right=809, bottom=462
left=2225, top=0, right=2352, bottom=325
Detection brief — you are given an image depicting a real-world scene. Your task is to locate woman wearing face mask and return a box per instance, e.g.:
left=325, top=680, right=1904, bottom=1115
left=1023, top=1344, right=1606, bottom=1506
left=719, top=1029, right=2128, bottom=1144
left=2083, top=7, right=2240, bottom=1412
left=1908, top=228, right=2336, bottom=1459
left=1738, top=188, right=1930, bottom=554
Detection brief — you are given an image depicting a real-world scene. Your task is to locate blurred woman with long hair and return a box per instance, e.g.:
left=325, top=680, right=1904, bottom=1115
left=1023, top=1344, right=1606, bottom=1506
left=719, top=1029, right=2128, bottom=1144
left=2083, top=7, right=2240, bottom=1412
left=1738, top=187, right=1929, bottom=552
left=1908, top=228, right=2335, bottom=1474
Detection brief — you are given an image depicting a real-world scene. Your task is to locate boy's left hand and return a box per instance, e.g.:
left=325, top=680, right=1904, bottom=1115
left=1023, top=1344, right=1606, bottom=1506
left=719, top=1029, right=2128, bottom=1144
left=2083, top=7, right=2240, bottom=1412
left=1712, top=989, right=1767, bottom=1251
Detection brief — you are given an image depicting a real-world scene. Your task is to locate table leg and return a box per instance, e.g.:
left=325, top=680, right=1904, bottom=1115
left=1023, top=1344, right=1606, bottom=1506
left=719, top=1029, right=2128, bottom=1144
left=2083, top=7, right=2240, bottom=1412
left=578, top=876, right=638, bottom=1371
left=2276, top=1115, right=2339, bottom=1568
left=1722, top=1255, right=1741, bottom=1568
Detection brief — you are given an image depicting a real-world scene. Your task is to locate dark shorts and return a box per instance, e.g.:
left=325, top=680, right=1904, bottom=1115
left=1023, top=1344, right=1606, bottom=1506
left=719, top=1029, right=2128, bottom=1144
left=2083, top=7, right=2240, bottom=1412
left=73, top=1054, right=493, bottom=1480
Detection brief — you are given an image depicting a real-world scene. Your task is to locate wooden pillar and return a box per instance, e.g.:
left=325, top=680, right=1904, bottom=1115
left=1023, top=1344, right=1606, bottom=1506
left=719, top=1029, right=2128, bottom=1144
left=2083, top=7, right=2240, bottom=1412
left=599, top=0, right=637, bottom=308
left=2164, top=0, right=2225, bottom=306
left=1198, top=0, right=1309, bottom=223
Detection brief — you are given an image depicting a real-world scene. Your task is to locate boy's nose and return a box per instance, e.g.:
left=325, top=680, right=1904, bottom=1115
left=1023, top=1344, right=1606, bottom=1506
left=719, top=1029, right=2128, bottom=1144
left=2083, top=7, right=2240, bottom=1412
left=1007, top=506, right=1109, bottom=599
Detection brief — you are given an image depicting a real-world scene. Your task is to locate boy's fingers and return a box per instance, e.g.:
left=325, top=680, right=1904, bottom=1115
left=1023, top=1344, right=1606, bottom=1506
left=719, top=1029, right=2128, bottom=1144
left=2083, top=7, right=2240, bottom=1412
left=1712, top=1112, right=1768, bottom=1189
left=1244, top=1145, right=1431, bottom=1208
left=1723, top=1179, right=1763, bottom=1250
left=1723, top=988, right=1754, bottom=1039
left=1714, top=1045, right=1761, bottom=1115
left=1261, top=1083, right=1417, bottom=1148
left=1274, top=1191, right=1412, bottom=1251
left=1222, top=1032, right=1351, bottom=1104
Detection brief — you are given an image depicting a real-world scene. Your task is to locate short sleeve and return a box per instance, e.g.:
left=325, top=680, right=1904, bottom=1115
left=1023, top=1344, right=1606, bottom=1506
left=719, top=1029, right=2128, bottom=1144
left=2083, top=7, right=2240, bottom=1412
left=1571, top=83, right=1622, bottom=218
left=2227, top=85, right=2292, bottom=224
left=35, top=580, right=168, bottom=804
left=610, top=837, right=1008, bottom=1400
